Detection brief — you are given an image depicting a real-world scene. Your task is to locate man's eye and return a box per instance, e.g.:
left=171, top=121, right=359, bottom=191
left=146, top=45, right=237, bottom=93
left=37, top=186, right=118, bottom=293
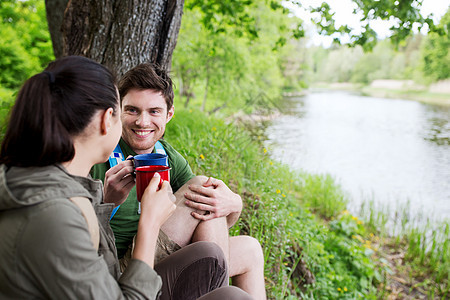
left=127, top=108, right=137, bottom=113
left=151, top=110, right=160, bottom=114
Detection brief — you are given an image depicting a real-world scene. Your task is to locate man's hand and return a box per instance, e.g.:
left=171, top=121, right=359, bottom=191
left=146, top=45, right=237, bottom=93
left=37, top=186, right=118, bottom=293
left=103, top=159, right=135, bottom=207
left=184, top=177, right=242, bottom=227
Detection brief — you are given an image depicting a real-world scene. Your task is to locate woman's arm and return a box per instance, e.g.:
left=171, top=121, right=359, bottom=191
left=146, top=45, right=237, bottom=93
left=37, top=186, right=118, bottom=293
left=133, top=174, right=176, bottom=267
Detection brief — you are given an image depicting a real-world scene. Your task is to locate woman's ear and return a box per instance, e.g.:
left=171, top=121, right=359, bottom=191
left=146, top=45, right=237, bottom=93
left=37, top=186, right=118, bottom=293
left=100, top=108, right=114, bottom=135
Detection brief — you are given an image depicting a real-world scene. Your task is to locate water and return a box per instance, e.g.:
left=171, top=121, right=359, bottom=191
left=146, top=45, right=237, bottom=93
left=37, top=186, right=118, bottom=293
left=265, top=90, right=450, bottom=222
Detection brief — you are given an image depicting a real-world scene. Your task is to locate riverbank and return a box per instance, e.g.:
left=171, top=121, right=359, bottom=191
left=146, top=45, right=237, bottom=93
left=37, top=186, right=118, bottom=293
left=165, top=108, right=449, bottom=299
left=311, top=81, right=450, bottom=107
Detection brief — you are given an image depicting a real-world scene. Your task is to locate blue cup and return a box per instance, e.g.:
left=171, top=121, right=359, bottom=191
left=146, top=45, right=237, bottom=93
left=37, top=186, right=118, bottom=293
left=128, top=153, right=168, bottom=168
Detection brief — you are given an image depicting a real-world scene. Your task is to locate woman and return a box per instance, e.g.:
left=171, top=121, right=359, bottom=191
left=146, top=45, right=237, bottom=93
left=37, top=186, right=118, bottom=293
left=0, top=56, right=251, bottom=299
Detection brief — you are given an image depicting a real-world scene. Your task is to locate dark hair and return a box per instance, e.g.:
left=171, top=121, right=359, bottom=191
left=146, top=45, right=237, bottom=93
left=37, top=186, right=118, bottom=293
left=118, top=63, right=174, bottom=112
left=0, top=56, right=118, bottom=167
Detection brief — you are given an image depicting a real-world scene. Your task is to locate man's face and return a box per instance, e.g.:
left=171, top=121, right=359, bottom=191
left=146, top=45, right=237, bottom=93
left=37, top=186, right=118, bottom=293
left=121, top=89, right=174, bottom=154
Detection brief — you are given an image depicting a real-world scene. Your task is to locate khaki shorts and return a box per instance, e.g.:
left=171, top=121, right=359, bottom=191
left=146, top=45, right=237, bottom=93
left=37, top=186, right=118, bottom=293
left=119, top=230, right=181, bottom=272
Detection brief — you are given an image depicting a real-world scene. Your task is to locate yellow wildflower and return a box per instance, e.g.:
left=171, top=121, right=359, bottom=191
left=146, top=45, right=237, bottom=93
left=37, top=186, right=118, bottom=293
left=212, top=127, right=217, bottom=131
left=344, top=287, right=348, bottom=292
left=269, top=161, right=273, bottom=166
left=337, top=287, right=342, bottom=292
left=276, top=189, right=281, bottom=194
left=263, top=148, right=267, bottom=154
left=199, top=154, right=205, bottom=160
left=282, top=194, right=286, bottom=197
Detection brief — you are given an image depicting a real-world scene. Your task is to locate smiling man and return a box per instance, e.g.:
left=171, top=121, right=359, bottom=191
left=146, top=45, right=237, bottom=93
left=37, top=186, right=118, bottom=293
left=121, top=89, right=173, bottom=154
left=91, top=63, right=266, bottom=299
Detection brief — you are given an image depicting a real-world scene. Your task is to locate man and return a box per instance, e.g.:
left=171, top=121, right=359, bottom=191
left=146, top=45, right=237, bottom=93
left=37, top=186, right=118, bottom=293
left=91, top=63, right=266, bottom=299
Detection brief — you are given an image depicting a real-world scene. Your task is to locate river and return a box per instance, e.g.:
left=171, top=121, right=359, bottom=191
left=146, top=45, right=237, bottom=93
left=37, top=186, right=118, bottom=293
left=265, top=90, right=450, bottom=223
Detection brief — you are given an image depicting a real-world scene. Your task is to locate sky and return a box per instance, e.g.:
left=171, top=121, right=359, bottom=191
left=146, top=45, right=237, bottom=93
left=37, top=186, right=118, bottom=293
left=284, top=0, right=450, bottom=47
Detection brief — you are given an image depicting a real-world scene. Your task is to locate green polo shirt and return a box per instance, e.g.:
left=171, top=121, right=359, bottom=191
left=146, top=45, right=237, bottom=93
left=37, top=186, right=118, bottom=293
left=91, top=138, right=195, bottom=258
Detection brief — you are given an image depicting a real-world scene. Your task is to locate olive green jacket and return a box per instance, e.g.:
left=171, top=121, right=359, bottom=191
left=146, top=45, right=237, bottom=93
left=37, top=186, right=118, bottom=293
left=0, top=164, right=161, bottom=299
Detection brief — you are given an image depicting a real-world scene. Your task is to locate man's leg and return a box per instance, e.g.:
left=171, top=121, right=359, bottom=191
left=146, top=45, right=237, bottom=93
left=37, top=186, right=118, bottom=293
left=197, top=286, right=253, bottom=300
left=159, top=176, right=266, bottom=299
left=191, top=214, right=230, bottom=262
left=160, top=176, right=209, bottom=247
left=154, top=241, right=228, bottom=300
left=229, top=236, right=266, bottom=300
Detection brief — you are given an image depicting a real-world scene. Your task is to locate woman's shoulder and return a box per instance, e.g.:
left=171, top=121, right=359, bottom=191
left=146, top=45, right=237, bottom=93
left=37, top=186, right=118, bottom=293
left=17, top=198, right=99, bottom=262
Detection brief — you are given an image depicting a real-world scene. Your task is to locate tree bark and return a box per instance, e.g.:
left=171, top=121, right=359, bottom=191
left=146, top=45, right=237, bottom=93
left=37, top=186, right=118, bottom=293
left=45, top=0, right=69, bottom=58
left=46, top=0, right=184, bottom=76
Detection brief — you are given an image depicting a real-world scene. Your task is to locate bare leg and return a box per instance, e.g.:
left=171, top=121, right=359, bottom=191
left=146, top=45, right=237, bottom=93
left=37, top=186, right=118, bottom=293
left=191, top=216, right=230, bottom=263
left=229, top=236, right=266, bottom=300
left=160, top=176, right=208, bottom=247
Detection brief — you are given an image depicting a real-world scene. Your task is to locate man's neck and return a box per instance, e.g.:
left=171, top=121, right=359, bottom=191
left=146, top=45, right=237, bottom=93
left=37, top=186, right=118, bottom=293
left=134, top=148, right=154, bottom=155
left=120, top=138, right=155, bottom=155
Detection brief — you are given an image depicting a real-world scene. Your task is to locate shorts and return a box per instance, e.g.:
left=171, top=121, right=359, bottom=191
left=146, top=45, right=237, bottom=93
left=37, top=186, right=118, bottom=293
left=119, top=229, right=181, bottom=272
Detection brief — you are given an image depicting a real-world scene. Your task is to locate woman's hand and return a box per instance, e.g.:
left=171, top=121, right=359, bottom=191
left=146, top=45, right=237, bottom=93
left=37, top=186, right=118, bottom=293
left=140, top=173, right=176, bottom=227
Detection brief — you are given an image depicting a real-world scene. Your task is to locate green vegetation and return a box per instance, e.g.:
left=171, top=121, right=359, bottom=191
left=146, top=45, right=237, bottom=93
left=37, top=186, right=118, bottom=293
left=1, top=0, right=449, bottom=299
left=422, top=10, right=450, bottom=81
left=0, top=0, right=53, bottom=112
left=172, top=0, right=298, bottom=115
left=165, top=108, right=449, bottom=298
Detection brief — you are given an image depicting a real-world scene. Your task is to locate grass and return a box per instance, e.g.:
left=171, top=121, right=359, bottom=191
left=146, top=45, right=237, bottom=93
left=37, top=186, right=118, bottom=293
left=310, top=82, right=450, bottom=107
left=359, top=200, right=450, bottom=298
left=360, top=86, right=450, bottom=107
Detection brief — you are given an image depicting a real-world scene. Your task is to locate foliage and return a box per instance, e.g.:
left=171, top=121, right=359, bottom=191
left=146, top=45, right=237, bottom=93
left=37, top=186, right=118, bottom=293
left=308, top=0, right=435, bottom=50
left=173, top=0, right=293, bottom=114
left=307, top=36, right=437, bottom=85
left=421, top=9, right=450, bottom=80
left=0, top=0, right=53, bottom=90
left=186, top=0, right=304, bottom=43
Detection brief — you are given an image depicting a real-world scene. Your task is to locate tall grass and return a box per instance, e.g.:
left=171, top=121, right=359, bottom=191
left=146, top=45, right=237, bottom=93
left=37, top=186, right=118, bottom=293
left=359, top=199, right=450, bottom=297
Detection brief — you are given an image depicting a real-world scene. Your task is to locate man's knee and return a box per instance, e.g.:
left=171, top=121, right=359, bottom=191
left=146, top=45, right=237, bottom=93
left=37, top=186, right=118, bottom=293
left=184, top=175, right=209, bottom=187
left=173, top=175, right=208, bottom=204
left=197, top=286, right=253, bottom=300
left=246, top=236, right=264, bottom=261
left=189, top=241, right=227, bottom=269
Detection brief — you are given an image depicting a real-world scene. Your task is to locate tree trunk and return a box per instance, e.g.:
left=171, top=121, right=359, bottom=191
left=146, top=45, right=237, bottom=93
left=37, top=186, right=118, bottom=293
left=45, top=0, right=69, bottom=58
left=46, top=0, right=184, bottom=75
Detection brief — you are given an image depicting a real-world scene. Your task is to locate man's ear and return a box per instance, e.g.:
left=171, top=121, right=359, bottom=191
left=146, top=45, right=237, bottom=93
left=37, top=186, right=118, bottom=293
left=100, top=108, right=114, bottom=135
left=166, top=105, right=175, bottom=123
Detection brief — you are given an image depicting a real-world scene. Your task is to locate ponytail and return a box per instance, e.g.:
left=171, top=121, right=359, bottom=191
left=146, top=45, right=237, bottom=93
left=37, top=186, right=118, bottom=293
left=0, top=56, right=117, bottom=167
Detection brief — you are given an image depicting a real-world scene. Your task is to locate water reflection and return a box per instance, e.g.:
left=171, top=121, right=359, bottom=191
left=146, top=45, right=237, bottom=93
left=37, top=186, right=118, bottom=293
left=423, top=105, right=450, bottom=146
left=266, top=90, right=450, bottom=222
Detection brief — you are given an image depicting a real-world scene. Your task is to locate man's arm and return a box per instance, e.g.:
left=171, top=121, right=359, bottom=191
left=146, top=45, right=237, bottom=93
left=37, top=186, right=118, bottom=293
left=183, top=177, right=243, bottom=228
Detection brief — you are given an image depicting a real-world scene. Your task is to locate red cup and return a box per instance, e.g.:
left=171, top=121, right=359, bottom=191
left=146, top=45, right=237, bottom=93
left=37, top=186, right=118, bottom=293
left=135, top=165, right=171, bottom=202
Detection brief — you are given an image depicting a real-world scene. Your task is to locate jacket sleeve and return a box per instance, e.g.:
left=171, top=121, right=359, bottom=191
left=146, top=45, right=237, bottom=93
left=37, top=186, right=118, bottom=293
left=18, top=200, right=161, bottom=300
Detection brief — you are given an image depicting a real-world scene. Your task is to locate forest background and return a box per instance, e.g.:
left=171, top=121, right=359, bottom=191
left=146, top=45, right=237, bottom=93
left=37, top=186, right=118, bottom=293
left=0, top=0, right=449, bottom=298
